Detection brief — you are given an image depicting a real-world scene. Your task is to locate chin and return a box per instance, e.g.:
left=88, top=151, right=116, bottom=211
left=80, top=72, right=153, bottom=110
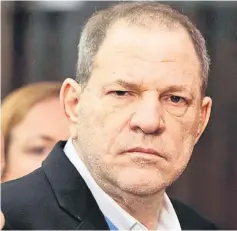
left=116, top=168, right=168, bottom=196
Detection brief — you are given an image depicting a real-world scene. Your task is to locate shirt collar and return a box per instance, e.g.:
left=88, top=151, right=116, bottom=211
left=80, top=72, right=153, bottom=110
left=64, top=138, right=181, bottom=230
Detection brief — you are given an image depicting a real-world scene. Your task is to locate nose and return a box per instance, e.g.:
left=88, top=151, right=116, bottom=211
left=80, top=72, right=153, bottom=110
left=129, top=92, right=165, bottom=134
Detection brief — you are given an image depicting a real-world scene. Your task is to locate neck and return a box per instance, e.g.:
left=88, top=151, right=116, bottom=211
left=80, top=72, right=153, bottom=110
left=99, top=179, right=165, bottom=230
left=72, top=140, right=165, bottom=229
left=117, top=192, right=164, bottom=230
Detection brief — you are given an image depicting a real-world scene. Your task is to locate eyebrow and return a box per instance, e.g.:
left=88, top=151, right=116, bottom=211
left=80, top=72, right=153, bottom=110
left=26, top=135, right=55, bottom=143
left=104, top=80, right=143, bottom=92
left=163, top=86, right=195, bottom=98
left=104, top=80, right=195, bottom=98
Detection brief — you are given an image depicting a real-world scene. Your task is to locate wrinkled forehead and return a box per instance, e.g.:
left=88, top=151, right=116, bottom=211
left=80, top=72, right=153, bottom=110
left=96, top=19, right=199, bottom=63
left=92, top=21, right=201, bottom=92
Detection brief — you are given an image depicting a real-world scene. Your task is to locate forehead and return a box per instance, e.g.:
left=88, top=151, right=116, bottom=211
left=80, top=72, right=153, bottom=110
left=11, top=98, right=68, bottom=141
left=92, top=20, right=201, bottom=90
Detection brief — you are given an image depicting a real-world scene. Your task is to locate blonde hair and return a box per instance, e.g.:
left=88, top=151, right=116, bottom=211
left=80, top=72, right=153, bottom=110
left=1, top=81, right=62, bottom=154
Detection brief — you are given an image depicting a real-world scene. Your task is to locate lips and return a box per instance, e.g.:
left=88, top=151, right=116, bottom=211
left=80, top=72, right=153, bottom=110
left=126, top=147, right=159, bottom=156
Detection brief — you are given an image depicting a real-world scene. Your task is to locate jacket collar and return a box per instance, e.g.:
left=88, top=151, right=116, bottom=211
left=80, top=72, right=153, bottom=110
left=42, top=141, right=109, bottom=230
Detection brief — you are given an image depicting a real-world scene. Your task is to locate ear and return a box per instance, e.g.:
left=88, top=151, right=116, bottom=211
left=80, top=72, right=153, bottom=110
left=60, top=78, right=82, bottom=138
left=195, top=96, right=212, bottom=143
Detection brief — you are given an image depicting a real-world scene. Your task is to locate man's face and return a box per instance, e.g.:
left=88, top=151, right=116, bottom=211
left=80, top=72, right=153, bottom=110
left=63, top=21, right=212, bottom=195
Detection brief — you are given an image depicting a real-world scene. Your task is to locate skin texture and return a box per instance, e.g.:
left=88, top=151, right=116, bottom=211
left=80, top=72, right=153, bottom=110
left=61, top=20, right=212, bottom=229
left=3, top=97, right=69, bottom=182
left=0, top=211, right=4, bottom=229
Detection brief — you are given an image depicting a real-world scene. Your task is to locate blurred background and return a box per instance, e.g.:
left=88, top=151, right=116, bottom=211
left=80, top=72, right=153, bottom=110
left=1, top=1, right=237, bottom=229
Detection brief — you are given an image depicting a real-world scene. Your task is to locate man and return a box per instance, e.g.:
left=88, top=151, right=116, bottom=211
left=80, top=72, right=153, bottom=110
left=1, top=2, right=215, bottom=230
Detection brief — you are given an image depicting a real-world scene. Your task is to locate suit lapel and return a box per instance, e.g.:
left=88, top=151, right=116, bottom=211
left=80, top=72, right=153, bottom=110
left=42, top=141, right=109, bottom=230
left=170, top=198, right=211, bottom=230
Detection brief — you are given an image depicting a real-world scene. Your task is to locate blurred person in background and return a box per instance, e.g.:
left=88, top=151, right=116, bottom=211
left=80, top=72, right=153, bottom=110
left=1, top=82, right=69, bottom=182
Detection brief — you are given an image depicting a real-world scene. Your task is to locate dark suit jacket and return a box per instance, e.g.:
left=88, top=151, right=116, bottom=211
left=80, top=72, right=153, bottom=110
left=1, top=141, right=216, bottom=230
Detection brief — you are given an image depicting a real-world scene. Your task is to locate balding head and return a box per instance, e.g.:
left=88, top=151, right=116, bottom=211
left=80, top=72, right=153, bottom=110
left=76, top=2, right=210, bottom=96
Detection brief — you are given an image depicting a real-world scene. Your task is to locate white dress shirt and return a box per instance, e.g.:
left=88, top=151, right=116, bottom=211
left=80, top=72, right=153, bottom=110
left=64, top=138, right=181, bottom=230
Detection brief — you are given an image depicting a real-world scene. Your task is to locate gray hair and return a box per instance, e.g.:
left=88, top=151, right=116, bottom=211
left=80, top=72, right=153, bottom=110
left=76, top=2, right=210, bottom=96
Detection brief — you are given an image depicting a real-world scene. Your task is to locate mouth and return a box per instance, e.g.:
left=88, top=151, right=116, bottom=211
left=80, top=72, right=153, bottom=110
left=124, top=147, right=161, bottom=157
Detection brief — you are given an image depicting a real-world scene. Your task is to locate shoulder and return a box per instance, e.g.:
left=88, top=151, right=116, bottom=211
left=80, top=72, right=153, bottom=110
left=2, top=167, right=48, bottom=200
left=1, top=168, right=54, bottom=229
left=171, top=198, right=217, bottom=230
left=2, top=167, right=51, bottom=202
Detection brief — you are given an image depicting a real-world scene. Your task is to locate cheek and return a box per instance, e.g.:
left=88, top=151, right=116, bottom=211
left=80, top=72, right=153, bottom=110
left=166, top=114, right=199, bottom=159
left=79, top=96, right=130, bottom=132
left=77, top=100, right=133, bottom=159
left=6, top=150, right=39, bottom=178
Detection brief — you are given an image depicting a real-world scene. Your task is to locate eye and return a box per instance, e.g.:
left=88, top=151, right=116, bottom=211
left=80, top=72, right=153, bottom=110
left=163, top=95, right=189, bottom=117
left=109, top=90, right=131, bottom=97
left=27, top=146, right=47, bottom=155
left=170, top=95, right=185, bottom=104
